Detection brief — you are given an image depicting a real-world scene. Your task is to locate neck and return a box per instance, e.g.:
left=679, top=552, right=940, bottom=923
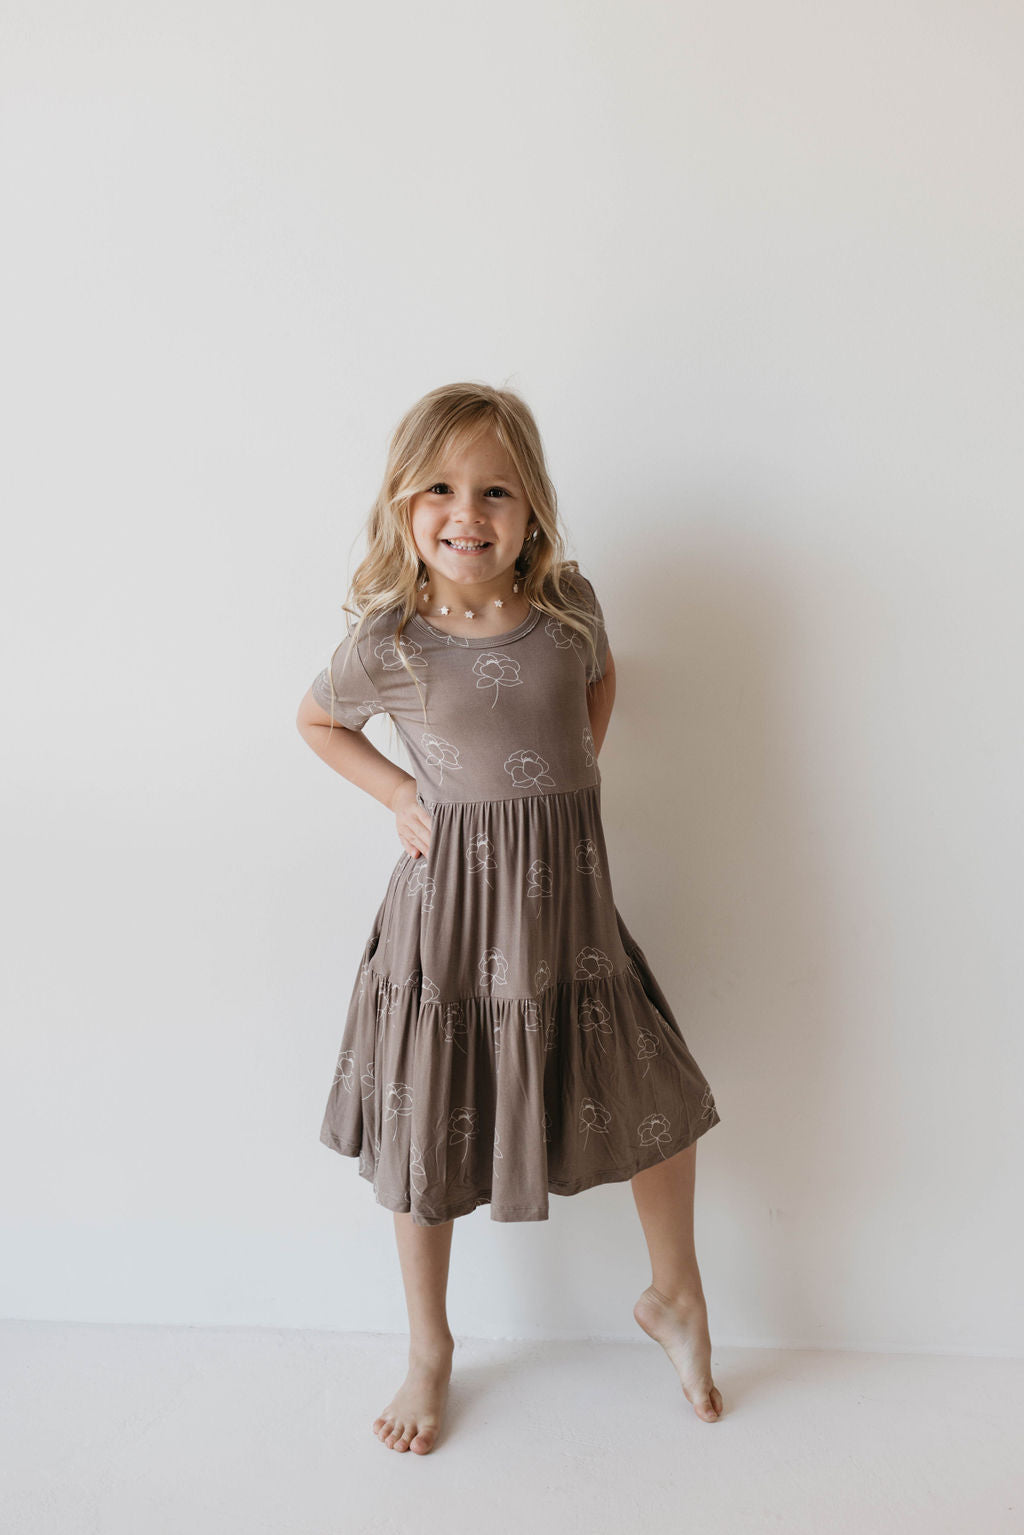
left=419, top=572, right=523, bottom=613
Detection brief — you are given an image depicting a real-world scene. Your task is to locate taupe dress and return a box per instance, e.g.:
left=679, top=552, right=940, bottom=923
left=311, top=570, right=721, bottom=1226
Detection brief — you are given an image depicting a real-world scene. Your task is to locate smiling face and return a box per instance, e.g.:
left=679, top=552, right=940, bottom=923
left=408, top=427, right=536, bottom=605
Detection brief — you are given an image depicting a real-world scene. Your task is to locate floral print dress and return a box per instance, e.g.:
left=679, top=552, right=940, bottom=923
left=311, top=569, right=721, bottom=1225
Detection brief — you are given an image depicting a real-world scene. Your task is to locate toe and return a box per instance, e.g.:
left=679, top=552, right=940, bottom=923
left=411, top=1425, right=437, bottom=1454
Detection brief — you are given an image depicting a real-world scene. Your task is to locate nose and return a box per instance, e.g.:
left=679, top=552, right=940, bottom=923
left=451, top=501, right=489, bottom=525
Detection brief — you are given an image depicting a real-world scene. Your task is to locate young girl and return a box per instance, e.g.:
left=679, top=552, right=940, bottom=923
left=297, top=382, right=724, bottom=1453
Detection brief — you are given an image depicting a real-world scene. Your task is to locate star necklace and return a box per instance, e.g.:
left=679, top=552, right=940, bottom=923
left=417, top=575, right=521, bottom=620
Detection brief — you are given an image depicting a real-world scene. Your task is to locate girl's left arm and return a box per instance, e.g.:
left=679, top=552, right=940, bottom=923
left=586, top=646, right=616, bottom=757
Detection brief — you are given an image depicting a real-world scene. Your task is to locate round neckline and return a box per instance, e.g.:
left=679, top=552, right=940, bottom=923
left=410, top=603, right=542, bottom=647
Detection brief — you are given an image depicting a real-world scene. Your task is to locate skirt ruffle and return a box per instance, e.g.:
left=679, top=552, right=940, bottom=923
left=320, top=911, right=721, bottom=1227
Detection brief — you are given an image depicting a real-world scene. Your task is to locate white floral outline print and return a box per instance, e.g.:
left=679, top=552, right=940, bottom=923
left=543, top=1020, right=559, bottom=1052
left=638, top=1111, right=672, bottom=1159
left=333, top=1049, right=356, bottom=1092
left=375, top=981, right=402, bottom=1027
left=542, top=1110, right=553, bottom=1144
left=407, top=860, right=436, bottom=911
left=350, top=699, right=389, bottom=724
left=473, top=651, right=524, bottom=708
left=360, top=1060, right=376, bottom=1100
left=579, top=1097, right=612, bottom=1148
left=534, top=959, right=552, bottom=993
left=448, top=1106, right=479, bottom=1174
left=409, top=1142, right=428, bottom=1193
left=493, top=1126, right=503, bottom=1170
left=420, top=976, right=440, bottom=1005
left=467, top=832, right=497, bottom=891
left=578, top=996, right=613, bottom=1054
left=383, top=1081, right=413, bottom=1142
left=439, top=1003, right=468, bottom=1054
left=574, top=839, right=603, bottom=880
left=312, top=668, right=390, bottom=727
left=701, top=1087, right=717, bottom=1121
left=421, top=730, right=463, bottom=785
left=544, top=612, right=587, bottom=665
left=635, top=1029, right=661, bottom=1078
left=504, top=749, right=557, bottom=791
left=582, top=724, right=596, bottom=767
left=526, top=859, right=552, bottom=919
left=479, top=947, right=510, bottom=990
left=575, top=946, right=614, bottom=980
left=522, top=1001, right=541, bottom=1031
left=423, top=624, right=471, bottom=649
left=376, top=635, right=427, bottom=671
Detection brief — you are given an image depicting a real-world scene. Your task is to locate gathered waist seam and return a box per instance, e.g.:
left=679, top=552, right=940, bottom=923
left=418, top=780, right=600, bottom=811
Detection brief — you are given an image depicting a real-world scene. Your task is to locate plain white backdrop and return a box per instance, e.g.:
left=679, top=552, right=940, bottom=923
left=1, top=0, right=1021, bottom=1356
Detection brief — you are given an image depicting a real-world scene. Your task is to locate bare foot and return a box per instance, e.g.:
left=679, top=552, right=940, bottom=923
left=633, top=1284, right=723, bottom=1422
left=372, top=1341, right=454, bottom=1454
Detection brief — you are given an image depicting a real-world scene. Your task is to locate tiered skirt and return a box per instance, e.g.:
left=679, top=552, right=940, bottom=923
left=320, top=784, right=721, bottom=1225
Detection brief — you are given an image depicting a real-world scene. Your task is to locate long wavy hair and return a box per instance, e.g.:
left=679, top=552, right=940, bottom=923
left=323, top=381, right=604, bottom=732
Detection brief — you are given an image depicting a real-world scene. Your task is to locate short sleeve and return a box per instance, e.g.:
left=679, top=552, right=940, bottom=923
left=309, top=626, right=385, bottom=732
left=574, top=573, right=609, bottom=684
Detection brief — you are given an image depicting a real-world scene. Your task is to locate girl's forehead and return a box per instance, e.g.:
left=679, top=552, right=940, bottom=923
left=433, top=432, right=519, bottom=479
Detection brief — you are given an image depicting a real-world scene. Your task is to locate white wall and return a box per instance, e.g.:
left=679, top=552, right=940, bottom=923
left=2, top=0, right=1021, bottom=1355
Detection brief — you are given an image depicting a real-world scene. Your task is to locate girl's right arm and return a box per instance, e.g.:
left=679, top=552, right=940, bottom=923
left=295, top=689, right=432, bottom=858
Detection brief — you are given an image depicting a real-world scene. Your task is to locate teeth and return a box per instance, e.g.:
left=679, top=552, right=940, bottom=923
left=446, top=539, right=488, bottom=549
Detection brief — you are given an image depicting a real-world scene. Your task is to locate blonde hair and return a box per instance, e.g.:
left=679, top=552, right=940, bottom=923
left=323, top=380, right=605, bottom=735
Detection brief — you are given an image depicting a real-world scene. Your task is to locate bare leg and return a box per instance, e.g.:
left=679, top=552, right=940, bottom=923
left=372, top=1211, right=456, bottom=1454
left=630, top=1139, right=723, bottom=1422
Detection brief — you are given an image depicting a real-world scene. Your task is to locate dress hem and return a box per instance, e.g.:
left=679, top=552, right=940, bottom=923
left=319, top=1110, right=721, bottom=1227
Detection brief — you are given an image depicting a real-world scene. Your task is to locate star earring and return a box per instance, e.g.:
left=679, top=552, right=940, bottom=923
left=514, top=527, right=540, bottom=582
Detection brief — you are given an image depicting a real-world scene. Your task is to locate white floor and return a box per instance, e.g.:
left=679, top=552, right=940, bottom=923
left=2, top=1321, right=1021, bottom=1534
